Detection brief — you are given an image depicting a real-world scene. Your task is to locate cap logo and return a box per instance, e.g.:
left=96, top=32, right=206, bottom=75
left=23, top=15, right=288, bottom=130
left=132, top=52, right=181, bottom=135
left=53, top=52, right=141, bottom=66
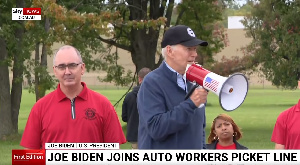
left=187, top=28, right=195, bottom=37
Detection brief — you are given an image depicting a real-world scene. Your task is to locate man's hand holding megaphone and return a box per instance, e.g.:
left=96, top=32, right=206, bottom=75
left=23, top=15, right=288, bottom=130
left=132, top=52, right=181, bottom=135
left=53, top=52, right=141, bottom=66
left=188, top=87, right=208, bottom=108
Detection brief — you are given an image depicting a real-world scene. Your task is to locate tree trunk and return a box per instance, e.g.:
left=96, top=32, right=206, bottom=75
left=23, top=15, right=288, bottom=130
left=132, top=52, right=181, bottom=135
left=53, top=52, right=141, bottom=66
left=0, top=37, right=13, bottom=139
left=35, top=16, right=50, bottom=101
left=127, top=0, right=173, bottom=72
left=130, top=28, right=160, bottom=72
left=11, top=0, right=25, bottom=133
left=35, top=43, right=40, bottom=101
left=40, top=17, right=50, bottom=96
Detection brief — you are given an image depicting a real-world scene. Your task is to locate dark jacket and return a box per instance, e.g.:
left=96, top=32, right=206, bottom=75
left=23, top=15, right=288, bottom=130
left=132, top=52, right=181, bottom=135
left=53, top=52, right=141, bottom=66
left=137, top=62, right=206, bottom=149
left=206, top=139, right=248, bottom=149
left=122, top=85, right=140, bottom=142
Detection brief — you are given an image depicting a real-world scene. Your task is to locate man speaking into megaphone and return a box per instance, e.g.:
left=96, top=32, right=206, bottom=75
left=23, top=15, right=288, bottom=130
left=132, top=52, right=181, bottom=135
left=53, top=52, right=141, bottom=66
left=137, top=25, right=209, bottom=149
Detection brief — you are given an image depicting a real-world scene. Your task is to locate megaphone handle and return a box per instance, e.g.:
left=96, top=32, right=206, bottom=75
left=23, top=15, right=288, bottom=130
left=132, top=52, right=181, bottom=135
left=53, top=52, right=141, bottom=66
left=184, top=83, right=199, bottom=100
left=195, top=85, right=205, bottom=108
left=198, top=103, right=205, bottom=108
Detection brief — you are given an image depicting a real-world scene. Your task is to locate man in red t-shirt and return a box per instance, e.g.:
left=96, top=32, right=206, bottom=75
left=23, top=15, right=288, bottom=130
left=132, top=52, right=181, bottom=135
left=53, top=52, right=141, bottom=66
left=271, top=99, right=300, bottom=149
left=20, top=45, right=126, bottom=149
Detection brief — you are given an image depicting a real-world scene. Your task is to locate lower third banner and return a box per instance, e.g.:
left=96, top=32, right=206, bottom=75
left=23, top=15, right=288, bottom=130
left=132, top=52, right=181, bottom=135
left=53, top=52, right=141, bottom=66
left=45, top=149, right=300, bottom=165
left=12, top=149, right=300, bottom=165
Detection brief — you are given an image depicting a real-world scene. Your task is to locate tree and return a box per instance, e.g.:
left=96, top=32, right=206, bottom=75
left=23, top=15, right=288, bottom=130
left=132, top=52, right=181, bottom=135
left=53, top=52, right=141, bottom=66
left=25, top=0, right=134, bottom=102
left=0, top=0, right=29, bottom=137
left=0, top=0, right=121, bottom=138
left=190, top=1, right=257, bottom=77
left=0, top=0, right=234, bottom=138
left=97, top=0, right=233, bottom=76
left=25, top=0, right=56, bottom=101
left=177, top=0, right=230, bottom=65
left=242, top=0, right=300, bottom=89
left=55, top=0, right=134, bottom=86
left=27, top=0, right=234, bottom=93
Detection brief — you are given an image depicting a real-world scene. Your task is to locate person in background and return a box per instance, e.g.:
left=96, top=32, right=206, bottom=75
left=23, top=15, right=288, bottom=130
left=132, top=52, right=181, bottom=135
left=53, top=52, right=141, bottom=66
left=137, top=25, right=209, bottom=149
left=20, top=45, right=126, bottom=149
left=207, top=113, right=247, bottom=149
left=122, top=67, right=151, bottom=149
left=271, top=99, right=300, bottom=149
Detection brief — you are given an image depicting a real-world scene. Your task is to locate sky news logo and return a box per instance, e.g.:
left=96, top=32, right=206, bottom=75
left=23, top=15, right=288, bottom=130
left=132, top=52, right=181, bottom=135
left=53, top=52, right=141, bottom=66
left=12, top=149, right=45, bottom=165
left=12, top=8, right=41, bottom=20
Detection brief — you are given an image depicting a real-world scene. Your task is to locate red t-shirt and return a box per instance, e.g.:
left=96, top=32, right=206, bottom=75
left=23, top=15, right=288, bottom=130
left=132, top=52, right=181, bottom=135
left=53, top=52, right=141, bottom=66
left=216, top=143, right=236, bottom=149
left=271, top=99, right=300, bottom=149
left=21, top=82, right=126, bottom=149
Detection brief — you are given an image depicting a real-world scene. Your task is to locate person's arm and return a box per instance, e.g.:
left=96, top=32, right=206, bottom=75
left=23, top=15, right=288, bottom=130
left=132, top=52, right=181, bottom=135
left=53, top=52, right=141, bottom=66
left=121, top=95, right=128, bottom=122
left=275, top=143, right=285, bottom=149
left=271, top=111, right=286, bottom=149
left=103, top=102, right=126, bottom=144
left=202, top=111, right=206, bottom=149
left=20, top=104, right=42, bottom=149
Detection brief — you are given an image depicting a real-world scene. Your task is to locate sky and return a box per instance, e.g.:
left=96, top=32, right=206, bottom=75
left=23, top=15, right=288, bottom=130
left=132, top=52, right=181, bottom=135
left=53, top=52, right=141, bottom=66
left=235, top=0, right=247, bottom=6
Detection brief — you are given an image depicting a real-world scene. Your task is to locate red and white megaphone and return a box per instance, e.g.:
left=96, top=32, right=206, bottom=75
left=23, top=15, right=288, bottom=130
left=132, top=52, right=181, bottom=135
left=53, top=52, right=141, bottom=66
left=185, top=64, right=248, bottom=111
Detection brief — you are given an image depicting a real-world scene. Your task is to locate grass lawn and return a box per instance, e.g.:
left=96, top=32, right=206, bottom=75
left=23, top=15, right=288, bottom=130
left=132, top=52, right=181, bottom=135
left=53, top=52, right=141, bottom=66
left=0, top=87, right=299, bottom=164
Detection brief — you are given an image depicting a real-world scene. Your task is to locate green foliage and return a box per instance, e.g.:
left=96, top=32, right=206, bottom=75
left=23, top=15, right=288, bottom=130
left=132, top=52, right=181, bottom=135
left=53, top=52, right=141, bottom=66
left=0, top=0, right=33, bottom=78
left=58, top=0, right=240, bottom=80
left=24, top=0, right=134, bottom=90
left=176, top=0, right=234, bottom=64
left=100, top=65, right=133, bottom=86
left=243, top=0, right=300, bottom=89
left=56, top=0, right=107, bottom=13
left=205, top=55, right=253, bottom=76
left=26, top=65, right=57, bottom=94
left=0, top=0, right=14, bottom=26
left=54, top=1, right=133, bottom=86
left=99, top=50, right=134, bottom=86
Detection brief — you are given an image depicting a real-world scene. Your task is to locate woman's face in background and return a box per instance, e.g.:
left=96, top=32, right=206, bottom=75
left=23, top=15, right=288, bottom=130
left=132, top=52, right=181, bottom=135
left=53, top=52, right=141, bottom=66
left=214, top=118, right=234, bottom=141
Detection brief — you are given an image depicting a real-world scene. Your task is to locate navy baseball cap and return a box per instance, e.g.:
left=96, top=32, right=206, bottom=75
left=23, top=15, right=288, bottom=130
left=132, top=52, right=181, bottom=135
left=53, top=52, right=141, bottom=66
left=161, top=25, right=208, bottom=48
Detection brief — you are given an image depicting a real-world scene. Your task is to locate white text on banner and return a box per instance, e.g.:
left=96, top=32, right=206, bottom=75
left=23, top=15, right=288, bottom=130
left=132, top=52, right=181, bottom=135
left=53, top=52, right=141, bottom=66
left=46, top=150, right=300, bottom=165
left=45, top=143, right=119, bottom=149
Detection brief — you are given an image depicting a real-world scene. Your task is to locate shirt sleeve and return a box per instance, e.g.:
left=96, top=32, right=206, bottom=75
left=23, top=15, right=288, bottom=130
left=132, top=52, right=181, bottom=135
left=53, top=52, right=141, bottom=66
left=202, top=111, right=206, bottom=149
left=271, top=111, right=286, bottom=145
left=121, top=95, right=128, bottom=122
left=103, top=102, right=127, bottom=144
left=20, top=104, right=42, bottom=149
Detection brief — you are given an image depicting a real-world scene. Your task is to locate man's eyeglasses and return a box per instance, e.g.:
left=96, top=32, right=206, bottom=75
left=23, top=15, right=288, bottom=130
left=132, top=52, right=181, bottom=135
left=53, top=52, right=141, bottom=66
left=54, top=63, right=82, bottom=71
